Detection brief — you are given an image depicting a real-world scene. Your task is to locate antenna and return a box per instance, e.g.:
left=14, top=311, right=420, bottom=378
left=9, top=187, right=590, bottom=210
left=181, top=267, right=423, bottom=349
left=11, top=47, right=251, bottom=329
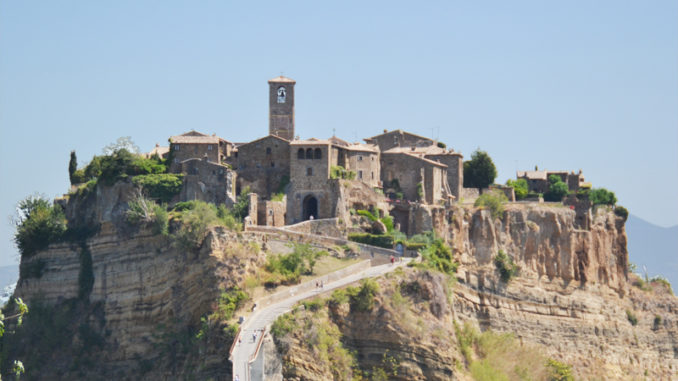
left=332, top=128, right=336, bottom=137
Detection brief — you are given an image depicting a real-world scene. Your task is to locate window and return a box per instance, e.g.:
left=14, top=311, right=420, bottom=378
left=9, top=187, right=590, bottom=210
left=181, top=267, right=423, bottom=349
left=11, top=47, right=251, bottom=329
left=219, top=169, right=224, bottom=174
left=306, top=148, right=313, bottom=159
left=193, top=167, right=199, bottom=175
left=358, top=155, right=363, bottom=161
left=194, top=146, right=198, bottom=154
left=277, top=86, right=286, bottom=103
left=266, top=147, right=272, bottom=155
left=314, top=148, right=322, bottom=159
left=174, top=158, right=178, bottom=163
left=297, top=148, right=305, bottom=159
left=394, top=136, right=398, bottom=145
left=271, top=162, right=275, bottom=167
left=307, top=167, right=313, bottom=176
left=371, top=172, right=374, bottom=179
left=174, top=145, right=180, bottom=151
left=358, top=170, right=363, bottom=179
left=208, top=145, right=213, bottom=151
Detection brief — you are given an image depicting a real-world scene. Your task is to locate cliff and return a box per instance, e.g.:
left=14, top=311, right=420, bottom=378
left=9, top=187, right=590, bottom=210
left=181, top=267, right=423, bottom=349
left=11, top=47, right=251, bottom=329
left=273, top=205, right=677, bottom=380
left=6, top=184, right=677, bottom=380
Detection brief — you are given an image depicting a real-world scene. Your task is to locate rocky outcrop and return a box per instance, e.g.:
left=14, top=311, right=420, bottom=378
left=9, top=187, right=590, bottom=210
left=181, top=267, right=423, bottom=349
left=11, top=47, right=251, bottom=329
left=445, top=204, right=629, bottom=293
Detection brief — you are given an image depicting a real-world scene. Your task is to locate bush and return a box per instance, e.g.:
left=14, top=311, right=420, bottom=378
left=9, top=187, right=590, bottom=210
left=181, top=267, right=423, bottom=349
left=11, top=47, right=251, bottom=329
left=347, top=233, right=393, bottom=249
left=590, top=188, right=617, bottom=206
left=506, top=179, right=528, bottom=200
left=649, top=276, right=673, bottom=295
left=211, top=287, right=248, bottom=321
left=626, top=309, right=638, bottom=326
left=418, top=238, right=458, bottom=275
left=172, top=201, right=221, bottom=250
left=13, top=196, right=68, bottom=257
left=232, top=186, right=251, bottom=220
left=543, top=175, right=569, bottom=202
left=132, top=174, right=183, bottom=203
left=330, top=166, right=356, bottom=180
left=614, top=206, right=629, bottom=221
left=265, top=243, right=327, bottom=286
left=494, top=250, right=519, bottom=283
left=474, top=190, right=508, bottom=220
left=349, top=278, right=379, bottom=312
left=547, top=359, right=574, bottom=381
left=271, top=313, right=297, bottom=339
left=126, top=194, right=170, bottom=236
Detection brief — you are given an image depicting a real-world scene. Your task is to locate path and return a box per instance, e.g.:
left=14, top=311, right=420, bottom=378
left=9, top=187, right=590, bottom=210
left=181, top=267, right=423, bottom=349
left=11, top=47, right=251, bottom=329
left=230, top=258, right=411, bottom=381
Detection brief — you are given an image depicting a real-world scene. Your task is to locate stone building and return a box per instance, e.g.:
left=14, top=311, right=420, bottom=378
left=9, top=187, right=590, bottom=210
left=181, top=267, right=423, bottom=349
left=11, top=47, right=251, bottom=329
left=268, top=76, right=296, bottom=141
left=168, top=131, right=234, bottom=172
left=381, top=149, right=451, bottom=204
left=345, top=143, right=380, bottom=188
left=516, top=169, right=586, bottom=194
left=364, top=129, right=435, bottom=152
left=235, top=135, right=290, bottom=197
left=179, top=156, right=236, bottom=206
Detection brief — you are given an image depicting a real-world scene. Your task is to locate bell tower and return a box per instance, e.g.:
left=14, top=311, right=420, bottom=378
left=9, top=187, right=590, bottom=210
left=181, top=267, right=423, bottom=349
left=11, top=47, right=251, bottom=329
left=268, top=76, right=295, bottom=141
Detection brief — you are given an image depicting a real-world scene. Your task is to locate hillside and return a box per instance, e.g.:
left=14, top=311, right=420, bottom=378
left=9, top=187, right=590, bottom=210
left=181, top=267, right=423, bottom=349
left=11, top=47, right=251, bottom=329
left=2, top=179, right=676, bottom=380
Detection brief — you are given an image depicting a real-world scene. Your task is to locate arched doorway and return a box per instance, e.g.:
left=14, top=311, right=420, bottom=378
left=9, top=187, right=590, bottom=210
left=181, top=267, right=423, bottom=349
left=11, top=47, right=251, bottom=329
left=302, top=195, right=318, bottom=221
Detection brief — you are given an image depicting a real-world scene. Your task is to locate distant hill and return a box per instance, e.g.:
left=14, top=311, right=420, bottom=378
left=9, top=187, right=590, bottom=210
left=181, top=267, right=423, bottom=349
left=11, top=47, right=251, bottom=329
left=626, top=214, right=678, bottom=290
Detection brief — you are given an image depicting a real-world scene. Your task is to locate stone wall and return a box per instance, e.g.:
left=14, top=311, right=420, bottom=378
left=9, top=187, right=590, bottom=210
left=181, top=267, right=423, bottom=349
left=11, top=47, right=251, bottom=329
left=179, top=157, right=236, bottom=206
left=169, top=143, right=223, bottom=173
left=346, top=150, right=380, bottom=187
left=364, top=130, right=434, bottom=152
left=425, top=153, right=463, bottom=200
left=236, top=135, right=290, bottom=197
left=256, top=199, right=286, bottom=227
left=382, top=152, right=447, bottom=204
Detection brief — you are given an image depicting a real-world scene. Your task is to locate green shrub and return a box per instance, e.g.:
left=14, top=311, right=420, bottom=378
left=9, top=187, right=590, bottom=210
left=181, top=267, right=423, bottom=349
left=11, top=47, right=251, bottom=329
left=614, top=206, right=629, bottom=221
left=626, top=309, right=638, bottom=326
left=13, top=196, right=68, bottom=258
left=437, top=141, right=446, bottom=148
left=216, top=204, right=242, bottom=231
left=356, top=209, right=378, bottom=222
left=232, top=186, right=251, bottom=220
left=270, top=192, right=285, bottom=202
left=494, top=250, right=519, bottom=283
left=265, top=243, right=327, bottom=286
left=546, top=358, right=574, bottom=381
left=330, top=166, right=356, bottom=180
left=211, top=287, right=248, bottom=321
left=172, top=201, right=221, bottom=250
left=349, top=278, right=379, bottom=312
left=347, top=233, right=393, bottom=249
left=271, top=313, right=297, bottom=339
left=544, top=175, right=569, bottom=202
left=506, top=179, right=528, bottom=200
left=590, top=188, right=617, bottom=206
left=132, top=174, right=183, bottom=203
left=301, top=298, right=324, bottom=312
left=474, top=190, right=508, bottom=219
left=418, top=238, right=458, bottom=275
left=416, top=182, right=424, bottom=199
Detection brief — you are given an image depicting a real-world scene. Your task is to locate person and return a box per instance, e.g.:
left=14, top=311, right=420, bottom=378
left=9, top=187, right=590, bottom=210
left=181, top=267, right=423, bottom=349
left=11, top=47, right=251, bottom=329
left=320, top=280, right=324, bottom=289
left=252, top=332, right=257, bottom=342
left=390, top=255, right=395, bottom=265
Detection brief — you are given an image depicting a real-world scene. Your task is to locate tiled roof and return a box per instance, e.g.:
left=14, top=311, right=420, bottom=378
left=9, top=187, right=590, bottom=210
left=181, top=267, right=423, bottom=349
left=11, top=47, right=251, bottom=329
left=145, top=145, right=169, bottom=158
left=382, top=151, right=448, bottom=168
left=170, top=130, right=230, bottom=144
left=346, top=143, right=378, bottom=153
left=365, top=129, right=433, bottom=142
left=238, top=134, right=290, bottom=148
left=268, top=76, right=296, bottom=84
left=516, top=171, right=548, bottom=180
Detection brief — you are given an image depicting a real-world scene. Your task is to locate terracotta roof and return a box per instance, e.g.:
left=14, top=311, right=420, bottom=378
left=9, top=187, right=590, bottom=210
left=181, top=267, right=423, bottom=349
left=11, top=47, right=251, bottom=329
left=364, top=129, right=433, bottom=142
left=238, top=134, right=290, bottom=148
left=516, top=171, right=548, bottom=180
left=145, top=145, right=169, bottom=158
left=290, top=139, right=331, bottom=146
left=170, top=130, right=230, bottom=144
left=382, top=151, right=448, bottom=168
left=346, top=143, right=379, bottom=153
left=268, top=76, right=296, bottom=84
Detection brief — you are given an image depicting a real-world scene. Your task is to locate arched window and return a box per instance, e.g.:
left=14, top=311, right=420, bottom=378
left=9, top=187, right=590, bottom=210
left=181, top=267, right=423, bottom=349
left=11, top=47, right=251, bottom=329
left=297, top=148, right=305, bottom=159
left=305, top=148, right=313, bottom=159
left=314, top=148, right=322, bottom=159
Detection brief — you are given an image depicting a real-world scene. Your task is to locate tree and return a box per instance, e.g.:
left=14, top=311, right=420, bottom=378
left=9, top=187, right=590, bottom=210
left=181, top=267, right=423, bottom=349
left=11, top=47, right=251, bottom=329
left=589, top=188, right=617, bottom=206
left=0, top=297, right=29, bottom=380
left=506, top=179, right=528, bottom=200
left=544, top=175, right=569, bottom=202
left=68, top=151, right=78, bottom=185
left=102, top=136, right=140, bottom=155
left=463, top=149, right=497, bottom=192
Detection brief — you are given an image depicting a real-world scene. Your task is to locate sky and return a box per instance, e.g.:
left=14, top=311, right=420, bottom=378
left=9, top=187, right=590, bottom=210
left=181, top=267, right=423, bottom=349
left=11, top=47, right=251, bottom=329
left=0, top=1, right=676, bottom=267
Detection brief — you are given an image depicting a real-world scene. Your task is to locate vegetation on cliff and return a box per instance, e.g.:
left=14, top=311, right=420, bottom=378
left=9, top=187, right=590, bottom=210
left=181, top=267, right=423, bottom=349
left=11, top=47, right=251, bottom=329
left=463, top=149, right=497, bottom=191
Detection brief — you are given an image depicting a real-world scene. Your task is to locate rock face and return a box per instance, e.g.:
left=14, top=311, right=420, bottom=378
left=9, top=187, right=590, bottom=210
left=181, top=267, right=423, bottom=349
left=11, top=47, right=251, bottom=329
left=445, top=204, right=629, bottom=293
left=9, top=185, right=677, bottom=380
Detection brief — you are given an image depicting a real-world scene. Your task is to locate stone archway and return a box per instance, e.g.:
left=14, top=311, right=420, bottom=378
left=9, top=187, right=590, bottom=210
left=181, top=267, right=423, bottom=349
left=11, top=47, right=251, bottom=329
left=302, top=195, right=318, bottom=221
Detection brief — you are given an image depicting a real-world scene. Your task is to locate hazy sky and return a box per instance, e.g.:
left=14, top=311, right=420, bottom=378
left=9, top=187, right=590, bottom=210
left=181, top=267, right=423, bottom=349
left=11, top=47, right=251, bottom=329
left=1, top=1, right=676, bottom=266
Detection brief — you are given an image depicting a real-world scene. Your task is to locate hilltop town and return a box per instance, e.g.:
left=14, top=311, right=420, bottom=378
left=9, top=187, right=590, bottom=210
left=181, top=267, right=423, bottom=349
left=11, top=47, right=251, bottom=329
left=142, top=75, right=589, bottom=236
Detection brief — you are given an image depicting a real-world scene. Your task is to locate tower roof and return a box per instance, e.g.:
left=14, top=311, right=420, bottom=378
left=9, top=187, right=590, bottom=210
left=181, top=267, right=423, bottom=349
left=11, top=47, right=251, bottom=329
left=268, top=75, right=296, bottom=84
